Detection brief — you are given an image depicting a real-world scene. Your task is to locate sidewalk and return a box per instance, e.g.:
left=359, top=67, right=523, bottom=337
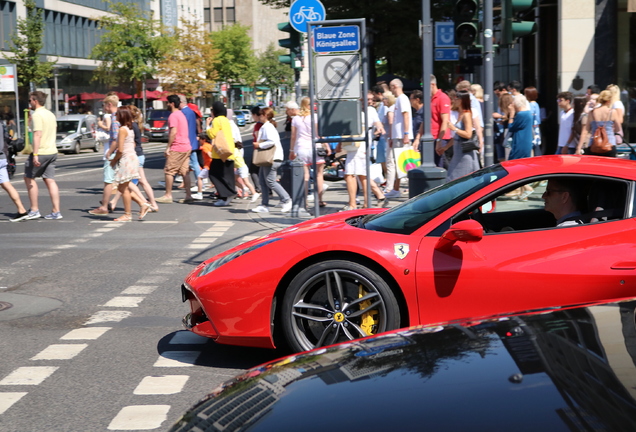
left=242, top=179, right=411, bottom=231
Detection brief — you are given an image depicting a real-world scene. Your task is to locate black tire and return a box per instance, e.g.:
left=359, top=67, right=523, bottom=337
left=73, top=141, right=81, bottom=154
left=281, top=260, right=400, bottom=353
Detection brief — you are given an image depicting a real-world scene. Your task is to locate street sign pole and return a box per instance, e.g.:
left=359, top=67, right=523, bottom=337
left=483, top=0, right=494, bottom=167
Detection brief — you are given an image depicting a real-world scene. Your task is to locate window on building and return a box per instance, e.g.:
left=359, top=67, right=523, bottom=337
left=204, top=7, right=210, bottom=23
left=226, top=7, right=235, bottom=23
left=213, top=7, right=223, bottom=23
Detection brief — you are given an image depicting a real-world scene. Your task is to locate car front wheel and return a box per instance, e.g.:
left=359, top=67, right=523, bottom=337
left=282, top=260, right=400, bottom=353
left=73, top=141, right=81, bottom=154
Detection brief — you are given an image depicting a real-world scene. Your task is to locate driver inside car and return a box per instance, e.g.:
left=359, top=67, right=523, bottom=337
left=542, top=178, right=585, bottom=227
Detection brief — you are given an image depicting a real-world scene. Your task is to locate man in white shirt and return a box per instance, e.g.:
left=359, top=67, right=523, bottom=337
left=385, top=79, right=411, bottom=198
left=556, top=92, right=575, bottom=154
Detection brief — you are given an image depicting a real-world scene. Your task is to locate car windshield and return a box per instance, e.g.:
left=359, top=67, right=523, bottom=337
left=363, top=164, right=508, bottom=235
left=57, top=120, right=80, bottom=134
left=147, top=110, right=170, bottom=120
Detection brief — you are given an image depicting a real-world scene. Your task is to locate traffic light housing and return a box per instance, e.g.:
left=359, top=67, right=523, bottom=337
left=278, top=22, right=302, bottom=71
left=501, top=0, right=537, bottom=46
left=453, top=0, right=479, bottom=47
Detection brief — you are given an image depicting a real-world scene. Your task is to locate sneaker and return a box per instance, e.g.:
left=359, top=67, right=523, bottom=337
left=24, top=210, right=41, bottom=220
left=376, top=198, right=388, bottom=208
left=281, top=201, right=293, bottom=213
left=175, top=175, right=183, bottom=182
left=251, top=205, right=269, bottom=213
left=9, top=211, right=29, bottom=222
left=385, top=189, right=401, bottom=198
left=158, top=181, right=166, bottom=187
left=250, top=192, right=261, bottom=203
left=44, top=212, right=63, bottom=220
left=214, top=199, right=229, bottom=207
left=307, top=194, right=314, bottom=202
left=190, top=186, right=200, bottom=192
left=191, top=192, right=203, bottom=200
left=322, top=183, right=330, bottom=192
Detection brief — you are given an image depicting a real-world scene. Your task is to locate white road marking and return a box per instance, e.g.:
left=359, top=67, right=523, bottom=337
left=103, top=297, right=144, bottom=308
left=198, top=231, right=225, bottom=237
left=107, top=405, right=171, bottom=430
left=134, top=221, right=177, bottom=224
left=241, top=236, right=260, bottom=242
left=186, top=244, right=212, bottom=249
left=60, top=327, right=111, bottom=340
left=153, top=351, right=200, bottom=367
left=12, top=259, right=36, bottom=266
left=85, top=310, right=132, bottom=325
left=168, top=331, right=209, bottom=345
left=103, top=223, right=124, bottom=228
left=95, top=228, right=115, bottom=233
left=70, top=238, right=89, bottom=243
left=0, top=367, right=59, bottom=385
left=31, top=251, right=60, bottom=257
left=121, top=286, right=157, bottom=295
left=192, top=238, right=218, bottom=243
left=53, top=244, right=76, bottom=249
left=31, top=344, right=88, bottom=360
left=0, top=392, right=28, bottom=415
left=213, top=222, right=235, bottom=226
left=133, top=375, right=189, bottom=395
left=86, top=233, right=103, bottom=237
left=204, top=227, right=231, bottom=232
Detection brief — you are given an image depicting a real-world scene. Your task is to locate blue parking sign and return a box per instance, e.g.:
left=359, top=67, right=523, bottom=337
left=435, top=22, right=456, bottom=47
left=290, top=0, right=326, bottom=33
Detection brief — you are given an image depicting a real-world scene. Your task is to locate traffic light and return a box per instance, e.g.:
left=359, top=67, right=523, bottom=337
left=501, top=0, right=537, bottom=46
left=453, top=0, right=479, bottom=47
left=278, top=22, right=302, bottom=71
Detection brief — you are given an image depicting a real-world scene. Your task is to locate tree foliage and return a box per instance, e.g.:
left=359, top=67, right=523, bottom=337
left=209, top=24, right=258, bottom=85
left=3, top=0, right=56, bottom=88
left=258, top=43, right=294, bottom=92
left=158, top=18, right=219, bottom=96
left=90, top=1, right=173, bottom=85
left=258, top=0, right=456, bottom=80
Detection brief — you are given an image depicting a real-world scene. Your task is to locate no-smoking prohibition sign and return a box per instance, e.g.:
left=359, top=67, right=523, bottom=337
left=315, top=54, right=361, bottom=100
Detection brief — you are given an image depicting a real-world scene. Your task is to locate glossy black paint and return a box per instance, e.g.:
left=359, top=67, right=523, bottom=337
left=170, top=299, right=636, bottom=432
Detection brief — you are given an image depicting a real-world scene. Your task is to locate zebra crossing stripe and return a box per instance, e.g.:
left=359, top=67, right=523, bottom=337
left=0, top=392, right=28, bottom=415
left=31, top=344, right=88, bottom=361
left=133, top=375, right=189, bottom=395
left=107, top=405, right=171, bottom=430
left=0, top=367, right=59, bottom=386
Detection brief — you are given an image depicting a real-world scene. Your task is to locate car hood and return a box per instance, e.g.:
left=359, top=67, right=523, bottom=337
left=170, top=297, right=636, bottom=432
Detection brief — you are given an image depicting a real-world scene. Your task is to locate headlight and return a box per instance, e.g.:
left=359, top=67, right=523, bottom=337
left=198, top=238, right=280, bottom=277
left=144, top=123, right=150, bottom=130
left=61, top=137, right=75, bottom=143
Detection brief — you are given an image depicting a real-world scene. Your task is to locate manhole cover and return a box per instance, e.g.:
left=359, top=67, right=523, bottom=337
left=0, top=301, right=13, bottom=312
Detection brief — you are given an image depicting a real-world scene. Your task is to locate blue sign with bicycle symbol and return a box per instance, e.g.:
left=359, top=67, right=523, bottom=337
left=290, top=0, right=326, bottom=33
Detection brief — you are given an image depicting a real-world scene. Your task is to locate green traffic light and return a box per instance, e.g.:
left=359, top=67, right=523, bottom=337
left=501, top=0, right=537, bottom=45
left=453, top=0, right=479, bottom=47
left=278, top=21, right=302, bottom=70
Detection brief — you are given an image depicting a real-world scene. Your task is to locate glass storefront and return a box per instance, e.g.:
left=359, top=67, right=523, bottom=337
left=617, top=1, right=635, bottom=143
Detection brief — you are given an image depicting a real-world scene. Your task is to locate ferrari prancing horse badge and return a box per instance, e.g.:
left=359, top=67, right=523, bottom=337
left=394, top=243, right=409, bottom=260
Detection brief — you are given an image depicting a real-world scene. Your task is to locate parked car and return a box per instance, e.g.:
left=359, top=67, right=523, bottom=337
left=144, top=109, right=171, bottom=142
left=55, top=114, right=99, bottom=154
left=181, top=156, right=636, bottom=353
left=234, top=110, right=248, bottom=126
left=170, top=295, right=636, bottom=432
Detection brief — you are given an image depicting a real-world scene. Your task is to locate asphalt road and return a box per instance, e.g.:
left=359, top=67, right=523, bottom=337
left=0, top=122, right=295, bottom=431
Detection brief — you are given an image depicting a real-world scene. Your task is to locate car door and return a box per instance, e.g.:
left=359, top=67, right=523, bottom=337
left=414, top=177, right=636, bottom=325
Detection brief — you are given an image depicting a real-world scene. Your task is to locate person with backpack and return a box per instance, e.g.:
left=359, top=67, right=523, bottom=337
left=0, top=123, right=28, bottom=221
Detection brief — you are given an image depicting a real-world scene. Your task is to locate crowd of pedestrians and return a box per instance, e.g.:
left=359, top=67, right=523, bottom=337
left=1, top=78, right=632, bottom=222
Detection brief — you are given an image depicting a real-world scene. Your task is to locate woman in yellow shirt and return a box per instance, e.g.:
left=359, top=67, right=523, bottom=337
left=206, top=102, right=236, bottom=207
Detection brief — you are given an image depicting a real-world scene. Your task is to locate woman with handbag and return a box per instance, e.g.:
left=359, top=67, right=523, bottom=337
left=289, top=97, right=330, bottom=208
left=445, top=91, right=480, bottom=182
left=252, top=107, right=292, bottom=214
left=206, top=101, right=236, bottom=206
left=576, top=90, right=620, bottom=157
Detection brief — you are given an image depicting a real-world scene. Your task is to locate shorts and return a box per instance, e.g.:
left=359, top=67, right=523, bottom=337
left=295, top=146, right=325, bottom=166
left=345, top=153, right=367, bottom=176
left=189, top=150, right=202, bottom=177
left=138, top=155, right=146, bottom=167
left=237, top=165, right=249, bottom=179
left=165, top=150, right=191, bottom=176
left=0, top=158, right=9, bottom=183
left=103, top=158, right=116, bottom=184
left=25, top=154, right=56, bottom=179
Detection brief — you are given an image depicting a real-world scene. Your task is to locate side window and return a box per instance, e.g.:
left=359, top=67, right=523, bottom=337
left=431, top=176, right=629, bottom=235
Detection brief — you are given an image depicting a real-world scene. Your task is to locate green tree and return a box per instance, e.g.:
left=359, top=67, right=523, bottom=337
left=90, top=1, right=173, bottom=87
left=158, top=18, right=219, bottom=97
left=258, top=43, right=294, bottom=95
left=3, top=0, right=56, bottom=89
left=209, top=23, right=258, bottom=86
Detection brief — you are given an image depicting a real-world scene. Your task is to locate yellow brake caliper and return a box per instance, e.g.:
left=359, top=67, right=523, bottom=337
left=358, top=285, right=378, bottom=335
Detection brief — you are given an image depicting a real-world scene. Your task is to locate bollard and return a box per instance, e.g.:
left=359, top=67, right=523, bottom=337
left=279, top=159, right=306, bottom=216
left=407, top=165, right=446, bottom=198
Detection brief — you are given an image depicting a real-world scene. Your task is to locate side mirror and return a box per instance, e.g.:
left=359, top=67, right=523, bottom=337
left=81, top=127, right=87, bottom=133
left=435, top=219, right=484, bottom=251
